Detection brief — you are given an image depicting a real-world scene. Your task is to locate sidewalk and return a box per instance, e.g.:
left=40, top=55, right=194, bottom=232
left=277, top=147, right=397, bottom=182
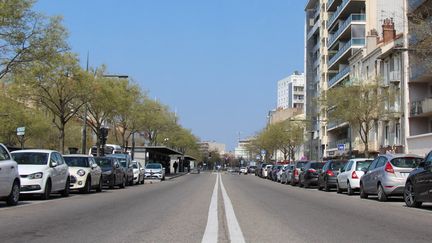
left=166, top=172, right=189, bottom=180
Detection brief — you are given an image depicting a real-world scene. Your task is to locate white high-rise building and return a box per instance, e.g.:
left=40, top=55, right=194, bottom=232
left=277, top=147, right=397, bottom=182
left=277, top=71, right=305, bottom=110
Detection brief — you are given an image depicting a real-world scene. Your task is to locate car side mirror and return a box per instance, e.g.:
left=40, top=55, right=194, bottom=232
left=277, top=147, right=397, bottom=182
left=50, top=160, right=58, bottom=167
left=418, top=161, right=425, bottom=168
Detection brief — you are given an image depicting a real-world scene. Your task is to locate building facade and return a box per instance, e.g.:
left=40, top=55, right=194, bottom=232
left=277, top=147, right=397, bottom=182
left=277, top=71, right=305, bottom=110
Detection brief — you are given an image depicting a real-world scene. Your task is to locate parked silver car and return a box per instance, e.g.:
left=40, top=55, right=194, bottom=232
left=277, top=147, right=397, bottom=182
left=359, top=154, right=423, bottom=201
left=280, top=164, right=295, bottom=184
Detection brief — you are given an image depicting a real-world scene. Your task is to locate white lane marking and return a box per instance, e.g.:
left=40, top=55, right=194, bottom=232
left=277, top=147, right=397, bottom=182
left=219, top=173, right=245, bottom=243
left=201, top=173, right=219, bottom=243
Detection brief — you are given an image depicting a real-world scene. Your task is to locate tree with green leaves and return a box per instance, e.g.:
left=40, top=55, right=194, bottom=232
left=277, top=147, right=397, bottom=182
left=326, top=80, right=395, bottom=157
left=12, top=52, right=92, bottom=153
left=0, top=0, right=68, bottom=79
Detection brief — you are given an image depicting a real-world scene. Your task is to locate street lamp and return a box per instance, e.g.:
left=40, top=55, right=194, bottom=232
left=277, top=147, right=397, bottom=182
left=81, top=74, right=128, bottom=155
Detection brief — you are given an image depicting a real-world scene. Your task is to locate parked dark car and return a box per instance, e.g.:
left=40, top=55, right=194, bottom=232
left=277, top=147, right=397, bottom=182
left=318, top=160, right=348, bottom=191
left=404, top=151, right=432, bottom=207
left=299, top=162, right=324, bottom=188
left=106, top=154, right=134, bottom=186
left=290, top=161, right=309, bottom=186
left=94, top=156, right=126, bottom=188
left=271, top=165, right=283, bottom=181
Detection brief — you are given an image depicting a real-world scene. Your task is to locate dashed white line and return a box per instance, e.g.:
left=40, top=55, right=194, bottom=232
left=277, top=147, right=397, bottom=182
left=202, top=173, right=219, bottom=243
left=219, top=173, right=245, bottom=243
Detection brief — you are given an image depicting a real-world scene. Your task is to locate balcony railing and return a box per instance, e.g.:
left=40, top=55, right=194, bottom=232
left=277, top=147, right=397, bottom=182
left=328, top=0, right=350, bottom=28
left=313, top=4, right=321, bottom=19
left=328, top=14, right=366, bottom=48
left=307, top=19, right=320, bottom=40
left=328, top=38, right=365, bottom=68
left=328, top=138, right=350, bottom=149
left=313, top=57, right=320, bottom=67
left=328, top=66, right=350, bottom=88
left=410, top=98, right=432, bottom=116
left=327, top=0, right=337, bottom=10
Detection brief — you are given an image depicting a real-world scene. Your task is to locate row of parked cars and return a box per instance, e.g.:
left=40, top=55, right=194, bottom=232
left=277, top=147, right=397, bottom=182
left=0, top=143, right=166, bottom=206
left=255, top=152, right=432, bottom=208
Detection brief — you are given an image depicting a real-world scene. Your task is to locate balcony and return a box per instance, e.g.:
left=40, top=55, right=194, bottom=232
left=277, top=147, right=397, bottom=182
left=410, top=98, right=432, bottom=117
left=328, top=138, right=350, bottom=150
left=327, top=0, right=341, bottom=11
left=328, top=0, right=350, bottom=28
left=388, top=70, right=401, bottom=83
left=328, top=38, right=365, bottom=69
left=312, top=42, right=320, bottom=53
left=328, top=66, right=350, bottom=88
left=307, top=19, right=320, bottom=40
left=328, top=14, right=366, bottom=49
left=313, top=57, right=320, bottom=67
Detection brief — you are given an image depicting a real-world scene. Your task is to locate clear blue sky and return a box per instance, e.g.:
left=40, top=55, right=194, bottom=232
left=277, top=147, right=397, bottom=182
left=34, top=0, right=306, bottom=151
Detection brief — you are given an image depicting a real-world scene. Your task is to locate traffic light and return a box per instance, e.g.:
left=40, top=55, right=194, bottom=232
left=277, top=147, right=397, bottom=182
left=99, top=127, right=109, bottom=156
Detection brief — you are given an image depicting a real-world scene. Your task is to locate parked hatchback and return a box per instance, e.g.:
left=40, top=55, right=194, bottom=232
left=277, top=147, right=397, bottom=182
left=360, top=154, right=423, bottom=201
left=280, top=164, right=295, bottom=184
left=290, top=161, right=309, bottom=186
left=145, top=163, right=165, bottom=180
left=63, top=155, right=103, bottom=193
left=94, top=156, right=126, bottom=189
left=106, top=154, right=134, bottom=186
left=299, top=162, right=324, bottom=188
left=131, top=161, right=145, bottom=184
left=318, top=160, right=348, bottom=191
left=336, top=158, right=373, bottom=195
left=404, top=151, right=432, bottom=208
left=11, top=150, right=70, bottom=200
left=0, top=144, right=20, bottom=206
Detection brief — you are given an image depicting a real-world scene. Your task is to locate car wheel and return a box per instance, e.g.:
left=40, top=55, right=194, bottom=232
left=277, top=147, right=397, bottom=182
left=377, top=184, right=388, bottom=202
left=6, top=180, right=20, bottom=206
left=96, top=178, right=102, bottom=192
left=336, top=181, right=342, bottom=194
left=61, top=178, right=70, bottom=197
left=120, top=176, right=126, bottom=189
left=81, top=177, right=91, bottom=194
left=347, top=181, right=354, bottom=196
left=324, top=180, right=330, bottom=192
left=359, top=183, right=368, bottom=199
left=404, top=181, right=422, bottom=208
left=41, top=180, right=51, bottom=200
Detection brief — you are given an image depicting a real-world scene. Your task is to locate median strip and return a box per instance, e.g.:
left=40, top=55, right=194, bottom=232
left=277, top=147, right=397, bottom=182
left=202, top=173, right=219, bottom=243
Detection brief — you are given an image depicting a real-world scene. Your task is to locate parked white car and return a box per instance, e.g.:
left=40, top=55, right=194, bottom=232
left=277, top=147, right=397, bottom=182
left=11, top=150, right=70, bottom=200
left=145, top=163, right=165, bottom=180
left=0, top=144, right=20, bottom=206
left=336, top=158, right=373, bottom=195
left=63, top=155, right=103, bottom=193
left=277, top=165, right=289, bottom=182
left=240, top=167, right=248, bottom=174
left=131, top=161, right=145, bottom=184
left=262, top=165, right=273, bottom=178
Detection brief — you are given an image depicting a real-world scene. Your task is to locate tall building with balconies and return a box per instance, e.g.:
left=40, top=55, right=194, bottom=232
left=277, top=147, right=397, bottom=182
left=305, top=0, right=404, bottom=159
left=277, top=71, right=305, bottom=110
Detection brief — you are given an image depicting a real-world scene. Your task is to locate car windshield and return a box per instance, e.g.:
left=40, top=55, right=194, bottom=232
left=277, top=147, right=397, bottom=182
left=146, top=163, right=161, bottom=169
left=310, top=163, right=324, bottom=169
left=12, top=152, right=49, bottom=165
left=117, top=159, right=127, bottom=168
left=64, top=157, right=90, bottom=167
left=391, top=157, right=423, bottom=168
left=356, top=160, right=372, bottom=171
left=330, top=161, right=347, bottom=170
left=95, top=158, right=112, bottom=167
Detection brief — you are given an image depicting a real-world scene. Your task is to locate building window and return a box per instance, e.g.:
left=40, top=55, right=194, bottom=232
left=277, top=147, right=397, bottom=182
left=395, top=123, right=400, bottom=144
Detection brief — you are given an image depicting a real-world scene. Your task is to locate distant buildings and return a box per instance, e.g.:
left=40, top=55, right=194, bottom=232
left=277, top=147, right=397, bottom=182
left=234, top=138, right=253, bottom=160
left=277, top=71, right=305, bottom=110
left=198, top=141, right=226, bottom=157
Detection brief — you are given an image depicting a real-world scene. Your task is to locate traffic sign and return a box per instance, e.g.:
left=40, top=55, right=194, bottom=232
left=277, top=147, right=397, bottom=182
left=261, top=149, right=266, bottom=156
left=337, top=144, right=345, bottom=151
left=16, top=127, right=25, bottom=136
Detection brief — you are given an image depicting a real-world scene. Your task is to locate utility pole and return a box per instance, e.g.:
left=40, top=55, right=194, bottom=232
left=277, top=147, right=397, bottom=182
left=81, top=52, right=89, bottom=154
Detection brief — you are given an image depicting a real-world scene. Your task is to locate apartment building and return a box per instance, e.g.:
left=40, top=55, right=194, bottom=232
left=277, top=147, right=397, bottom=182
left=406, top=0, right=432, bottom=156
left=305, top=0, right=404, bottom=159
left=277, top=71, right=305, bottom=110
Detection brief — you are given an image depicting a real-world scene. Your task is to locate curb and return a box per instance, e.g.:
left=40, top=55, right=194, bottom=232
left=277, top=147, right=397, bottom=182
left=167, top=172, right=189, bottom=180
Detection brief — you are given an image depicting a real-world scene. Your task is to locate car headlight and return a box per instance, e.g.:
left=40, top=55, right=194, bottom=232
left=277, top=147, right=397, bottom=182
left=77, top=169, right=86, bottom=177
left=28, top=172, right=43, bottom=179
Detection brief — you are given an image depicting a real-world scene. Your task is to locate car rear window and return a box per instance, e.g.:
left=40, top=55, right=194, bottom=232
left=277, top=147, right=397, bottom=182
left=310, top=163, right=324, bottom=169
left=390, top=157, right=423, bottom=168
left=296, top=162, right=307, bottom=168
left=64, top=157, right=90, bottom=167
left=330, top=161, right=347, bottom=170
left=355, top=161, right=372, bottom=171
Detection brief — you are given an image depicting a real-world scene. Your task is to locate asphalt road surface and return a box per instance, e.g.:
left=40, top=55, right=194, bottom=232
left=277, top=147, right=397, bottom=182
left=0, top=172, right=431, bottom=243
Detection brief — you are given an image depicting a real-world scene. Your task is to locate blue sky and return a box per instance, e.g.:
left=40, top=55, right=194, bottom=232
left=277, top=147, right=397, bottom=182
left=34, top=0, right=306, bottom=151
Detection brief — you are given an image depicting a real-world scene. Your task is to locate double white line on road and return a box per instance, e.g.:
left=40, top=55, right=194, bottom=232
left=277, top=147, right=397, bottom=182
left=202, top=173, right=245, bottom=243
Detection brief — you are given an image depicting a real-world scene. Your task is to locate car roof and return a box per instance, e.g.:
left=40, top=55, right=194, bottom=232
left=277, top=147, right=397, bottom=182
left=11, top=149, right=56, bottom=153
left=63, top=154, right=93, bottom=158
left=348, top=158, right=373, bottom=162
left=380, top=153, right=422, bottom=159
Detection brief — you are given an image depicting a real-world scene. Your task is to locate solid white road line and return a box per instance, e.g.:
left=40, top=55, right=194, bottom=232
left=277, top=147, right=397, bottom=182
left=201, top=173, right=219, bottom=243
left=219, top=173, right=246, bottom=243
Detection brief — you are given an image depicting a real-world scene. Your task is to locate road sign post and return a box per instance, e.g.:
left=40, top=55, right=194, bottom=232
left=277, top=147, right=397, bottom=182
left=16, top=127, right=26, bottom=149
